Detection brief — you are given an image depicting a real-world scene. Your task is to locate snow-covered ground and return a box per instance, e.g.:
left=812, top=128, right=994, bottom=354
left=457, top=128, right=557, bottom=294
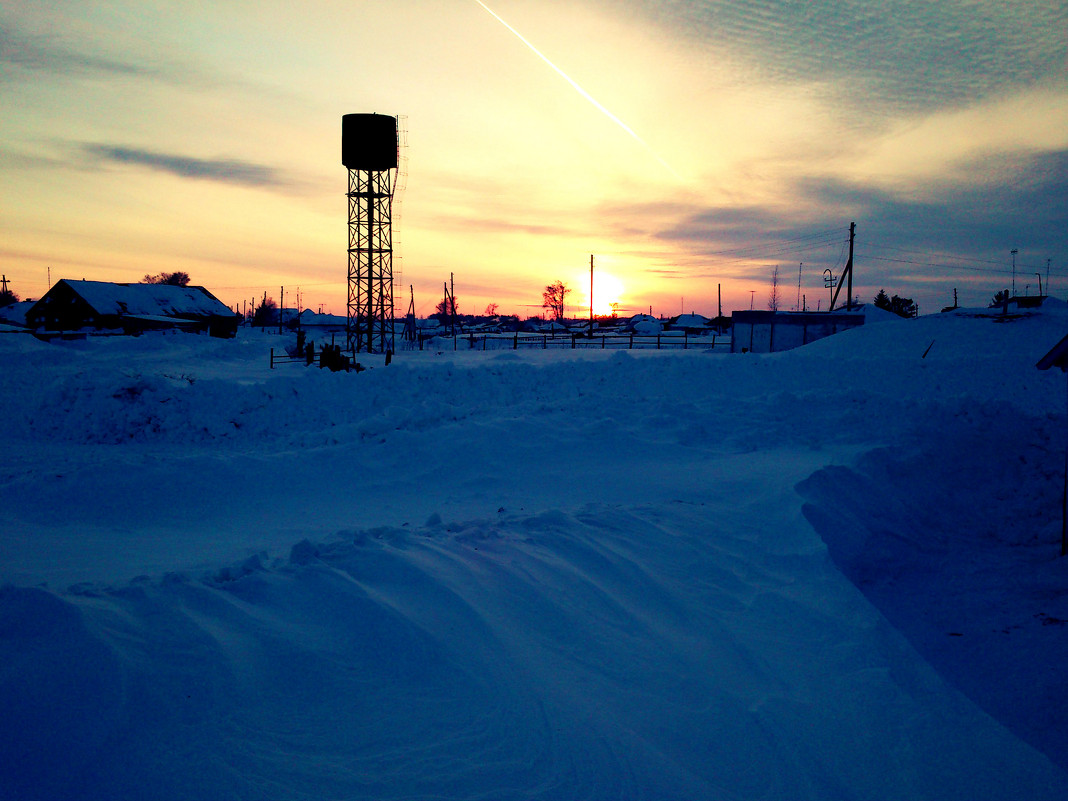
left=2, top=307, right=1067, bottom=800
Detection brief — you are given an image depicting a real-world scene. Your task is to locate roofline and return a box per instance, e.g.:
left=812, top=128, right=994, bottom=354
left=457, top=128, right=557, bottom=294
left=1037, top=333, right=1068, bottom=371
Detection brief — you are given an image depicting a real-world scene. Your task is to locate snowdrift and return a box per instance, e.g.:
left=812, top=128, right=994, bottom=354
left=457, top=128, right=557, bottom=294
left=2, top=310, right=1068, bottom=800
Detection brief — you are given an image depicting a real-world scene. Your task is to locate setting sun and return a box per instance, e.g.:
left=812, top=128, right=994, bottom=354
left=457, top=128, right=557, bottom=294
left=575, top=270, right=625, bottom=317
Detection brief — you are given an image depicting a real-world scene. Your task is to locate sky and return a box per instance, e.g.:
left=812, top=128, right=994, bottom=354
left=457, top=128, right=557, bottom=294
left=2, top=0, right=1067, bottom=318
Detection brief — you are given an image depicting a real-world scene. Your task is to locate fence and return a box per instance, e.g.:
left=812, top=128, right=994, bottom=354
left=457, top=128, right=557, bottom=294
left=272, top=331, right=730, bottom=367
left=414, top=331, right=729, bottom=352
left=270, top=345, right=369, bottom=372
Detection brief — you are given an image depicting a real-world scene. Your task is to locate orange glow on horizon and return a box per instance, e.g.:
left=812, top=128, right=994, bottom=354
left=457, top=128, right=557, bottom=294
left=575, top=270, right=625, bottom=317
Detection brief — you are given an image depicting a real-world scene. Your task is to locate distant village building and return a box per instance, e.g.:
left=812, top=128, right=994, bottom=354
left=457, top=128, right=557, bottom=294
left=26, top=279, right=240, bottom=338
left=297, top=309, right=347, bottom=336
left=667, top=313, right=712, bottom=334
left=625, top=314, right=661, bottom=334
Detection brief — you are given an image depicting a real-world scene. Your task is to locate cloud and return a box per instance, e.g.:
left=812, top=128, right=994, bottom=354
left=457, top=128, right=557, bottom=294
left=602, top=0, right=1068, bottom=113
left=0, top=23, right=259, bottom=95
left=806, top=148, right=1068, bottom=256
left=639, top=147, right=1068, bottom=306
left=0, top=27, right=153, bottom=81
left=83, top=144, right=285, bottom=189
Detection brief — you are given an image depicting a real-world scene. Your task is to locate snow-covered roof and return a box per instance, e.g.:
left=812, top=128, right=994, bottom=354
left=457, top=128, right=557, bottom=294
left=1037, top=332, right=1068, bottom=371
left=631, top=319, right=662, bottom=334
left=53, top=280, right=236, bottom=318
left=669, top=313, right=710, bottom=328
left=0, top=300, right=34, bottom=326
left=298, top=311, right=347, bottom=326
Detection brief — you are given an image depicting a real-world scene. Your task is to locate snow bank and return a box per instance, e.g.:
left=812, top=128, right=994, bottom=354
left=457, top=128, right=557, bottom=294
left=2, top=311, right=1067, bottom=799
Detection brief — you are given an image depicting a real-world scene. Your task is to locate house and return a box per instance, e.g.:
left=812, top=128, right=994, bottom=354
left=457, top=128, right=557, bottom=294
left=625, top=314, right=661, bottom=334
left=297, top=309, right=347, bottom=335
left=26, top=279, right=240, bottom=338
left=667, top=313, right=713, bottom=334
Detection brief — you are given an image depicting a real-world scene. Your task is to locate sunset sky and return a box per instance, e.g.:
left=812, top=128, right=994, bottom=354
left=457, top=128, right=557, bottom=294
left=3, top=1, right=1066, bottom=318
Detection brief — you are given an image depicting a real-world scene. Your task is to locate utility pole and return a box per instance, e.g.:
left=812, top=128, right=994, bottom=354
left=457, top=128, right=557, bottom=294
left=829, top=222, right=856, bottom=312
left=1011, top=248, right=1018, bottom=297
left=590, top=254, right=594, bottom=336
left=796, top=262, right=802, bottom=311
left=846, top=223, right=854, bottom=310
left=0, top=275, right=8, bottom=295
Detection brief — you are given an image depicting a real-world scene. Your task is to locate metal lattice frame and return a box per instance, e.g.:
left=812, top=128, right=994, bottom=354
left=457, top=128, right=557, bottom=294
left=347, top=167, right=395, bottom=354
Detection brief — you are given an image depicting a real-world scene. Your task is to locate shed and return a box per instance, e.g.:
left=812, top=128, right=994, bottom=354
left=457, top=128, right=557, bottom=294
left=1037, top=332, right=1068, bottom=556
left=731, top=309, right=865, bottom=353
left=27, top=280, right=240, bottom=338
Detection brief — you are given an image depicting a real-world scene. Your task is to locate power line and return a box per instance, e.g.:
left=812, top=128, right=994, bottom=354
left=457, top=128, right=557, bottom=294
left=862, top=241, right=1052, bottom=273
left=698, top=227, right=848, bottom=258
left=699, top=230, right=850, bottom=267
left=858, top=253, right=1016, bottom=276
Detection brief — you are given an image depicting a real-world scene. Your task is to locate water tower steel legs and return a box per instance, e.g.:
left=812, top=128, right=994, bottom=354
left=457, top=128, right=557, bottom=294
left=347, top=167, right=394, bottom=354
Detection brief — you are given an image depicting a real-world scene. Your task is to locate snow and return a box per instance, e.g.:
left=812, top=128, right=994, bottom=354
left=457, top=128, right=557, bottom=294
left=2, top=309, right=1068, bottom=800
left=669, top=313, right=710, bottom=328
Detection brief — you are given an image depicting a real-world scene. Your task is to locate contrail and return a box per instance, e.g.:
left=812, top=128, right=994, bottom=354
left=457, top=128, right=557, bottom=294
left=473, top=0, right=678, bottom=177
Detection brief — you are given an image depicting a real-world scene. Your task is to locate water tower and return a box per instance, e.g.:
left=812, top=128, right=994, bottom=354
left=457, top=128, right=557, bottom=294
left=342, top=113, right=398, bottom=354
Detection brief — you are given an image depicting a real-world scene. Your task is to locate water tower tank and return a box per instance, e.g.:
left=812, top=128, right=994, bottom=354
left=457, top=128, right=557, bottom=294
left=342, top=113, right=398, bottom=171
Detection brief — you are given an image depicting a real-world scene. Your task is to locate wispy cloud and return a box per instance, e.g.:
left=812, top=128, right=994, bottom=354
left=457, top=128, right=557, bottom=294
left=0, top=24, right=259, bottom=95
left=0, top=27, right=153, bottom=81
left=606, top=0, right=1068, bottom=113
left=84, top=144, right=285, bottom=188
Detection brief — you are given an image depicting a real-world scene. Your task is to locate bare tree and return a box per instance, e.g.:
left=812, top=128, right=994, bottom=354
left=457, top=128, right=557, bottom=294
left=543, top=280, right=570, bottom=320
left=767, top=266, right=780, bottom=311
left=484, top=302, right=499, bottom=316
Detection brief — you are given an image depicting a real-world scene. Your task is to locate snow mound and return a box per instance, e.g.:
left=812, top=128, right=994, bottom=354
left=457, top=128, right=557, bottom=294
left=2, top=310, right=1068, bottom=799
